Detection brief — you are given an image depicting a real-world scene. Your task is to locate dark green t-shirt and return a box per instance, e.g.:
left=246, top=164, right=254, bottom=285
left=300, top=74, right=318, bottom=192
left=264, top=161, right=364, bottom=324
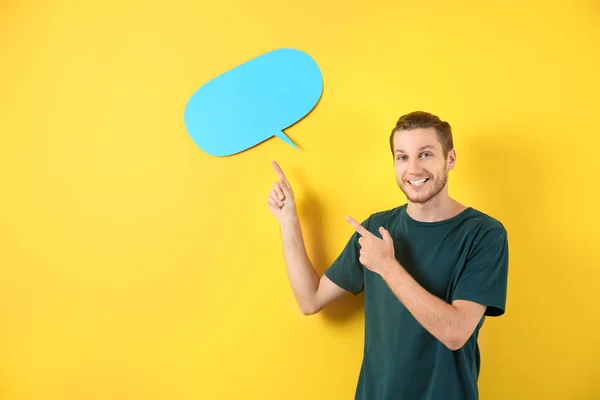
left=324, top=204, right=509, bottom=400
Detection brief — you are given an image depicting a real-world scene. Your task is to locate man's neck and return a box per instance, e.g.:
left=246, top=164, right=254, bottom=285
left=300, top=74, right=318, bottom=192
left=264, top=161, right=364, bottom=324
left=406, top=195, right=467, bottom=223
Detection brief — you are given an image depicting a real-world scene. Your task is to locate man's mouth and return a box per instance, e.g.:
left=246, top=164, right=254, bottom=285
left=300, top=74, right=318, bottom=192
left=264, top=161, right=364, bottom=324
left=408, top=178, right=429, bottom=186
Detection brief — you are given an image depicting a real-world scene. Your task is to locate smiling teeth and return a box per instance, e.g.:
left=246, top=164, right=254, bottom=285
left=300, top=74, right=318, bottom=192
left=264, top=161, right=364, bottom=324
left=409, top=179, right=427, bottom=185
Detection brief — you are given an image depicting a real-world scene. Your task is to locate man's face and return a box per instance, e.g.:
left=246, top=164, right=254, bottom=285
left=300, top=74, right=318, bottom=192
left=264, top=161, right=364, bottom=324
left=392, top=127, right=455, bottom=204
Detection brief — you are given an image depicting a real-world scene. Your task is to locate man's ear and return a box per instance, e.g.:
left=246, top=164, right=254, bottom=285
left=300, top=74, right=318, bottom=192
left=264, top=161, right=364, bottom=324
left=447, top=149, right=457, bottom=170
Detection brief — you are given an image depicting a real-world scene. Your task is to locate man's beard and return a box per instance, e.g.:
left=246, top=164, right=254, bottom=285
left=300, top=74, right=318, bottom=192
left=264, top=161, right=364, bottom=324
left=398, top=168, right=448, bottom=204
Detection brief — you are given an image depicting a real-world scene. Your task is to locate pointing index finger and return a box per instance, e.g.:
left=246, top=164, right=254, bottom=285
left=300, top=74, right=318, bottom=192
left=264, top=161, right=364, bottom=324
left=345, top=216, right=372, bottom=238
left=271, top=160, right=288, bottom=182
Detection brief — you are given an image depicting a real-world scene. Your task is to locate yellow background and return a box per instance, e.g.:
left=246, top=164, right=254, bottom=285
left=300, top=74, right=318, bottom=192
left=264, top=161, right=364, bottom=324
left=1, top=0, right=599, bottom=399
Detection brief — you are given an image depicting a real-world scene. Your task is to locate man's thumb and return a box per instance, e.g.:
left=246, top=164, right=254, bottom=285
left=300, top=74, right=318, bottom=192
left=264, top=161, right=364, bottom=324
left=379, top=227, right=392, bottom=241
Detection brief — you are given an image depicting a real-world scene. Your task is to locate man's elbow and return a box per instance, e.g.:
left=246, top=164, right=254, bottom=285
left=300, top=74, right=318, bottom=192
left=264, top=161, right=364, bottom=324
left=299, top=302, right=321, bottom=316
left=300, top=307, right=317, bottom=316
left=444, top=330, right=470, bottom=351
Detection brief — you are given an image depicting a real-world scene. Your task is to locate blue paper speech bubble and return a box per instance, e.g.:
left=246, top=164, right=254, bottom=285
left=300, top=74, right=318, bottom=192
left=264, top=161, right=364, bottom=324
left=183, top=48, right=323, bottom=156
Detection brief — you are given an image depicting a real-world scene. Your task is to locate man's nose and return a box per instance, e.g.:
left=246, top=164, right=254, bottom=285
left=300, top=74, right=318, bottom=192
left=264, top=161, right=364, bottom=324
left=407, top=158, right=422, bottom=174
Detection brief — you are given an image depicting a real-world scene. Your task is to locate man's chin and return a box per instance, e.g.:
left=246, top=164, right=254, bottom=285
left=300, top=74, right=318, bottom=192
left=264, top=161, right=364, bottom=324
left=407, top=195, right=433, bottom=204
left=399, top=186, right=431, bottom=204
left=399, top=178, right=447, bottom=205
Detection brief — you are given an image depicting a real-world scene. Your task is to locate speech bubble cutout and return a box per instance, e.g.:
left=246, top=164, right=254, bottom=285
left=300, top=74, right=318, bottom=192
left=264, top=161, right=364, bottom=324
left=183, top=48, right=323, bottom=156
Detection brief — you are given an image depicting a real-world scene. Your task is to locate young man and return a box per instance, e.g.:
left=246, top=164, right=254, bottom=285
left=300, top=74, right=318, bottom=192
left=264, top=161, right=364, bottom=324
left=267, top=111, right=509, bottom=400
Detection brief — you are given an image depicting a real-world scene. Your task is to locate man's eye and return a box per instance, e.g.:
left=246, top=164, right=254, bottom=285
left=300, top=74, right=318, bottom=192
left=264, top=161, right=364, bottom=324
left=421, top=153, right=432, bottom=158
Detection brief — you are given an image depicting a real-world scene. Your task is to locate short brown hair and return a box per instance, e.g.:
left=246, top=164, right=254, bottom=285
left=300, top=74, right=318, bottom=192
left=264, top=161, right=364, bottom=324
left=389, top=111, right=454, bottom=157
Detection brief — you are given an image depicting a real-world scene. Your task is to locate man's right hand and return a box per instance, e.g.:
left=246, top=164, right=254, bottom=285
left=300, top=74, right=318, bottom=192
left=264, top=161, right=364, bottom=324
left=267, top=160, right=298, bottom=224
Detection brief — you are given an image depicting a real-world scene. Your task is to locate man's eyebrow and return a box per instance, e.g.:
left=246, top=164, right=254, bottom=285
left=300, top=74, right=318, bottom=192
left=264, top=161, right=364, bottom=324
left=394, top=145, right=435, bottom=153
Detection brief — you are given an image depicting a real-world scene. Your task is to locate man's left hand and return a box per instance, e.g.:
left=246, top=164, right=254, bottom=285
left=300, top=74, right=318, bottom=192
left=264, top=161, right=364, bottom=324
left=345, top=216, right=398, bottom=276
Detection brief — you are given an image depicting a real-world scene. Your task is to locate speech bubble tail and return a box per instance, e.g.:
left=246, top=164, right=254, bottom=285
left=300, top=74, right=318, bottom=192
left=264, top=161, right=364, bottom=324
left=274, top=131, right=298, bottom=149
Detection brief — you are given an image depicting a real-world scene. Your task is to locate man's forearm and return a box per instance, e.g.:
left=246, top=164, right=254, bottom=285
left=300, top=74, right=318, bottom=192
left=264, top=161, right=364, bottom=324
left=380, top=261, right=470, bottom=350
left=279, top=216, right=320, bottom=314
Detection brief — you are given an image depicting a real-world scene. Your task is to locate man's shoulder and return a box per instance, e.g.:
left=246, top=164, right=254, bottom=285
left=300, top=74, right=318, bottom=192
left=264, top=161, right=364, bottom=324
left=460, top=207, right=508, bottom=250
left=364, top=204, right=407, bottom=225
left=463, top=207, right=506, bottom=233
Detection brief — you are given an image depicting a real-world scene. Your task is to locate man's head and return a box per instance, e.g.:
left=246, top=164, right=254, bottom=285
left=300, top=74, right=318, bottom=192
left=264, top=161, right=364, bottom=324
left=389, top=111, right=455, bottom=204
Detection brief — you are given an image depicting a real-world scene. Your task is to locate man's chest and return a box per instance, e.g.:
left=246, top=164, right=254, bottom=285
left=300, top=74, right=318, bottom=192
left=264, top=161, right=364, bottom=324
left=386, top=227, right=471, bottom=299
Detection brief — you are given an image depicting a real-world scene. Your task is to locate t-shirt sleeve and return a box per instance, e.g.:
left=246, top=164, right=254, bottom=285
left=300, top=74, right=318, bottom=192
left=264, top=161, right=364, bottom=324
left=452, top=225, right=509, bottom=317
left=323, top=218, right=368, bottom=296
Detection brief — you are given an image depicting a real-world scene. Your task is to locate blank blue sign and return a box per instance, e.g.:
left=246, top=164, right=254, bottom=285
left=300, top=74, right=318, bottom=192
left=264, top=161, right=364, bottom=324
left=183, top=48, right=323, bottom=156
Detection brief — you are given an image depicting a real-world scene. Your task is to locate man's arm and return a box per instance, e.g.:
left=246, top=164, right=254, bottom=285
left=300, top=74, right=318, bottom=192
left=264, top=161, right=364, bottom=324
left=380, top=263, right=486, bottom=351
left=267, top=161, right=348, bottom=315
left=279, top=216, right=349, bottom=315
left=344, top=215, right=487, bottom=351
